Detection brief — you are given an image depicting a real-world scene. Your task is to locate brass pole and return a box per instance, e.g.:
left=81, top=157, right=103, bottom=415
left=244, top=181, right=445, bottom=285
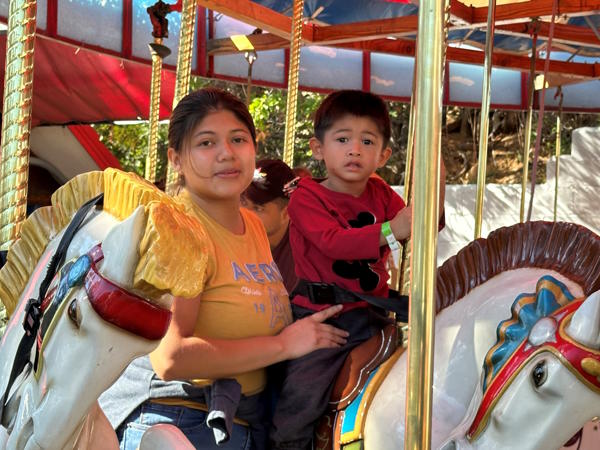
left=520, top=25, right=537, bottom=222
left=397, top=60, right=417, bottom=295
left=399, top=0, right=449, bottom=295
left=244, top=50, right=257, bottom=107
left=0, top=0, right=37, bottom=250
left=282, top=0, right=304, bottom=168
left=145, top=37, right=165, bottom=183
left=553, top=88, right=563, bottom=221
left=405, top=0, right=443, bottom=448
left=474, top=0, right=496, bottom=239
left=166, top=0, right=197, bottom=194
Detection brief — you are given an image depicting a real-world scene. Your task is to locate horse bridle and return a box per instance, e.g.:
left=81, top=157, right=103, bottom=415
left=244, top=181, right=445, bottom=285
left=0, top=193, right=104, bottom=421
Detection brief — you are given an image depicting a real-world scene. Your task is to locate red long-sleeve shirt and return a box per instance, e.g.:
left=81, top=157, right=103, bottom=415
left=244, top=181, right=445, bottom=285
left=288, top=177, right=405, bottom=312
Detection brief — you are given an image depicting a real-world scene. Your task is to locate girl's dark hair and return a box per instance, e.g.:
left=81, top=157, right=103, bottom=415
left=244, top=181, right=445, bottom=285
left=314, top=90, right=391, bottom=147
left=168, top=88, right=257, bottom=154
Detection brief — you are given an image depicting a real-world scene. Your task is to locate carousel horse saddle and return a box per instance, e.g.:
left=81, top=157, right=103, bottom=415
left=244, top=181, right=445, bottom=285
left=329, top=323, right=398, bottom=410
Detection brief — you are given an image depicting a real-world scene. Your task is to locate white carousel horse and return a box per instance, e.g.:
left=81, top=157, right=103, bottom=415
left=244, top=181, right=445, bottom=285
left=363, top=221, right=600, bottom=449
left=0, top=169, right=207, bottom=450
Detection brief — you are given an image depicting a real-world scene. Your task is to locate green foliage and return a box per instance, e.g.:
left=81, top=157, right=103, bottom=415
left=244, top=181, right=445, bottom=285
left=249, top=89, right=325, bottom=176
left=93, top=122, right=169, bottom=181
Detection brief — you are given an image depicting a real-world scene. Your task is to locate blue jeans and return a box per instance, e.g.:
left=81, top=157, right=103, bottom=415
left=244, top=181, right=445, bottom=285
left=116, top=401, right=252, bottom=450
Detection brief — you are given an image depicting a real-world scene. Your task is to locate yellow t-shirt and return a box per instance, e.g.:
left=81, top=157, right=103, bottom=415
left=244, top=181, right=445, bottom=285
left=178, top=190, right=292, bottom=395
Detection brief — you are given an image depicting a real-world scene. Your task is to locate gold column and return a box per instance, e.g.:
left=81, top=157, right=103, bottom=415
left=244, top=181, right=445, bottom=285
left=474, top=0, right=496, bottom=239
left=145, top=38, right=166, bottom=183
left=166, top=0, right=197, bottom=194
left=399, top=0, right=449, bottom=295
left=398, top=61, right=417, bottom=295
left=0, top=0, right=37, bottom=250
left=553, top=88, right=563, bottom=221
left=282, top=0, right=304, bottom=168
left=520, top=27, right=537, bottom=222
left=405, top=0, right=443, bottom=449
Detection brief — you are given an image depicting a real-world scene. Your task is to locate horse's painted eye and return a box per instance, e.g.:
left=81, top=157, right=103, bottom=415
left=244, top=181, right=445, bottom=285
left=68, top=298, right=80, bottom=328
left=531, top=360, right=547, bottom=388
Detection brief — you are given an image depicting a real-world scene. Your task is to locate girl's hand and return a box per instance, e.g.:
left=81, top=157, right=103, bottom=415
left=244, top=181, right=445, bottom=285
left=278, top=305, right=349, bottom=360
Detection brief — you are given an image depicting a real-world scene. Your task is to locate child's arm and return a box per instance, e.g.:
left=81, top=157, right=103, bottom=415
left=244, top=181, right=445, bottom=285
left=385, top=158, right=445, bottom=242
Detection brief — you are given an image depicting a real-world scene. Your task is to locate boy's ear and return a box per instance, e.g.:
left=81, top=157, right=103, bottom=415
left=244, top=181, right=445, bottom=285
left=377, top=146, right=392, bottom=168
left=167, top=147, right=181, bottom=172
left=309, top=137, right=325, bottom=161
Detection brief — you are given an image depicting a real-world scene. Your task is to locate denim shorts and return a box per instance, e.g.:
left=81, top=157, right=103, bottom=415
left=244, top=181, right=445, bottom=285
left=116, top=401, right=252, bottom=450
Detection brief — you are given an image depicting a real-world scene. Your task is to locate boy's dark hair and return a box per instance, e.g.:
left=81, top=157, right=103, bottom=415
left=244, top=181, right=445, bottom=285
left=313, top=90, right=391, bottom=147
left=168, top=87, right=257, bottom=155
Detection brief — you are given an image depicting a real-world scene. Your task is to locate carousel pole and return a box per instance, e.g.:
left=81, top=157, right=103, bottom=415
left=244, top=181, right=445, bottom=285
left=0, top=0, right=37, bottom=250
left=145, top=35, right=170, bottom=183
left=397, top=63, right=417, bottom=296
left=474, top=0, right=496, bottom=239
left=244, top=50, right=257, bottom=107
left=553, top=87, right=563, bottom=221
left=520, top=22, right=538, bottom=223
left=166, top=0, right=196, bottom=195
left=398, top=0, right=449, bottom=296
left=405, top=0, right=443, bottom=448
left=282, top=0, right=304, bottom=168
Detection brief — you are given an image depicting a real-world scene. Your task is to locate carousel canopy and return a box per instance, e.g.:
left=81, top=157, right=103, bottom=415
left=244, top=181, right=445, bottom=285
left=0, top=0, right=599, bottom=125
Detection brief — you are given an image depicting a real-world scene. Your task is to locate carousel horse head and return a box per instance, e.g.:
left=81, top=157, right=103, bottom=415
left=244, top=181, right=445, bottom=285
left=442, top=277, right=600, bottom=449
left=0, top=169, right=207, bottom=450
left=363, top=221, right=600, bottom=450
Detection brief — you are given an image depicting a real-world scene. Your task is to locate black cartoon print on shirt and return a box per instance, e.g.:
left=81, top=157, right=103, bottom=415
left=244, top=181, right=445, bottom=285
left=332, top=211, right=380, bottom=291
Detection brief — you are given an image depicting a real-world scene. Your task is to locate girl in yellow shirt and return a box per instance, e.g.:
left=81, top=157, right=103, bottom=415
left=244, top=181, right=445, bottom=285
left=101, top=88, right=348, bottom=450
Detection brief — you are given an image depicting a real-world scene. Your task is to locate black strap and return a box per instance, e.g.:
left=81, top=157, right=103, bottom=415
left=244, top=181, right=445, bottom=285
left=292, top=279, right=408, bottom=322
left=1, top=193, right=104, bottom=418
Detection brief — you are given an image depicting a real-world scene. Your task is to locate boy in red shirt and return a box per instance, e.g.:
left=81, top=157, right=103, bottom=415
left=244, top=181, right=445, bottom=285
left=270, top=90, right=445, bottom=449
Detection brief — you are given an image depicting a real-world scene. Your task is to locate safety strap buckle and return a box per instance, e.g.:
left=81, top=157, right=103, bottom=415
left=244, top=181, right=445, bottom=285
left=307, top=282, right=337, bottom=304
left=23, top=298, right=41, bottom=337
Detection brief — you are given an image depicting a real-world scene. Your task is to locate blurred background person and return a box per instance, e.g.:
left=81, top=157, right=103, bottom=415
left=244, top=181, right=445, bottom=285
left=243, top=159, right=298, bottom=293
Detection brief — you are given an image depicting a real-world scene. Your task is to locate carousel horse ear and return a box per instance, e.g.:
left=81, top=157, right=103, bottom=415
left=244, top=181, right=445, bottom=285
left=100, top=205, right=147, bottom=288
left=565, top=290, right=600, bottom=350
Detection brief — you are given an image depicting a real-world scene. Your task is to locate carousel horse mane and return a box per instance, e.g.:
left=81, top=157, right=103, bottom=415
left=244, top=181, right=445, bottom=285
left=0, top=168, right=208, bottom=316
left=436, top=221, right=600, bottom=312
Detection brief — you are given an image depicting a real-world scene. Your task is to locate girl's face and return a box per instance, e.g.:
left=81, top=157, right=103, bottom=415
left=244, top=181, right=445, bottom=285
left=169, top=109, right=256, bottom=202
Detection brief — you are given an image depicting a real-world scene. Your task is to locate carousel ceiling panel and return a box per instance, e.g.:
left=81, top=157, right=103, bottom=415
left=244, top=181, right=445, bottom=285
left=57, top=0, right=123, bottom=52
left=0, top=34, right=175, bottom=125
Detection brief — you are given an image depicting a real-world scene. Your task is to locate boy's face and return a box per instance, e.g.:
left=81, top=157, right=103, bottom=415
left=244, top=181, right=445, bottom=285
left=310, top=114, right=391, bottom=190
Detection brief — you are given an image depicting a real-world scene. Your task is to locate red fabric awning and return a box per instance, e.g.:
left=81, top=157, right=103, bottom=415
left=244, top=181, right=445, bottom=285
left=0, top=34, right=176, bottom=126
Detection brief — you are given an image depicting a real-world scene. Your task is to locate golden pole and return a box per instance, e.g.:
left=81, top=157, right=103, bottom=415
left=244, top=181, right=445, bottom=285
left=282, top=0, right=304, bottom=168
left=553, top=88, right=563, bottom=221
left=474, top=0, right=496, bottom=239
left=0, top=0, right=37, bottom=250
left=166, top=0, right=196, bottom=194
left=145, top=37, right=166, bottom=183
left=399, top=0, right=449, bottom=295
left=244, top=50, right=257, bottom=107
left=405, top=0, right=443, bottom=448
left=397, top=60, right=417, bottom=295
left=520, top=25, right=537, bottom=222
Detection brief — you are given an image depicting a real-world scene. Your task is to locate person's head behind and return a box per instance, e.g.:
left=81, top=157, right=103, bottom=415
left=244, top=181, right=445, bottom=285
left=310, top=90, right=392, bottom=192
left=167, top=88, right=257, bottom=201
left=242, top=159, right=296, bottom=246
